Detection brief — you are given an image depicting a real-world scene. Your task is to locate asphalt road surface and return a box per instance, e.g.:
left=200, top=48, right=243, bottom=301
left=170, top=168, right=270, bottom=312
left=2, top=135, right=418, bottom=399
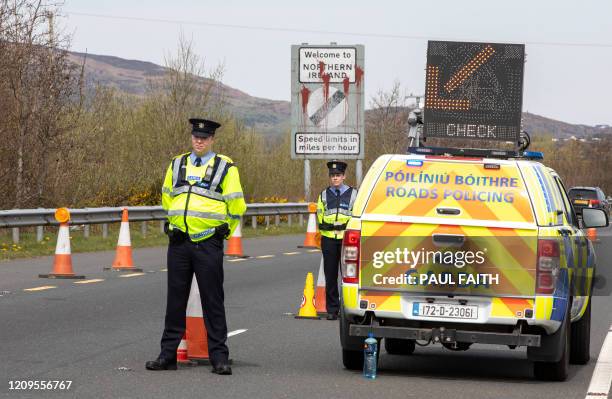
left=1, top=229, right=611, bottom=399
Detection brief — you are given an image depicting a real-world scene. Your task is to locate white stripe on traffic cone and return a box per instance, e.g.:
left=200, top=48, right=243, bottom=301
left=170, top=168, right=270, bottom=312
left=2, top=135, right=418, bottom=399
left=105, top=208, right=142, bottom=272
left=314, top=256, right=327, bottom=315
left=298, top=203, right=319, bottom=249
left=39, top=222, right=85, bottom=279
left=186, top=277, right=210, bottom=363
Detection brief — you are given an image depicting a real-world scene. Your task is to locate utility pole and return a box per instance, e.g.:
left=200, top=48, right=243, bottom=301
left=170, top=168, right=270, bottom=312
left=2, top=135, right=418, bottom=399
left=47, top=11, right=54, bottom=47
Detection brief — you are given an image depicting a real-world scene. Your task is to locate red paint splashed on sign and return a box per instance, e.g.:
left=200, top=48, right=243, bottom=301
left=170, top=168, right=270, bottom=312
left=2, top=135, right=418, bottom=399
left=319, top=61, right=331, bottom=100
left=300, top=85, right=310, bottom=114
left=343, top=77, right=350, bottom=96
left=322, top=73, right=330, bottom=100
left=355, top=66, right=364, bottom=87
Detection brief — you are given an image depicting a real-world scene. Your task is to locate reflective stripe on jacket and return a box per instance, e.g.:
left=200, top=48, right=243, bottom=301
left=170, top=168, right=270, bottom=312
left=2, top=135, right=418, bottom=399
left=162, top=152, right=247, bottom=242
left=317, top=186, right=357, bottom=240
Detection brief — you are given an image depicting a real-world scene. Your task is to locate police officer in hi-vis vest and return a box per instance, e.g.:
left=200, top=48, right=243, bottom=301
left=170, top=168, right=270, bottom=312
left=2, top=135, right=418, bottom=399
left=146, top=118, right=246, bottom=375
left=317, top=160, right=358, bottom=320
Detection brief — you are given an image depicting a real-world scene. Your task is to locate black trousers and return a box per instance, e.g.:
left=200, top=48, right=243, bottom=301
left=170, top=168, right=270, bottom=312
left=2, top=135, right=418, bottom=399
left=159, top=235, right=229, bottom=365
left=321, top=235, right=342, bottom=315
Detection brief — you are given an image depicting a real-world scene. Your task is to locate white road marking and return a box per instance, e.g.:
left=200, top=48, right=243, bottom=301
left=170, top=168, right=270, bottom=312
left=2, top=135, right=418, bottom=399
left=74, top=279, right=105, bottom=284
left=307, top=249, right=320, bottom=253
left=283, top=252, right=300, bottom=255
left=160, top=268, right=168, bottom=272
left=119, top=273, right=145, bottom=278
left=227, top=258, right=247, bottom=263
left=586, top=324, right=612, bottom=399
left=256, top=255, right=275, bottom=259
left=228, top=329, right=247, bottom=337
left=24, top=286, right=56, bottom=292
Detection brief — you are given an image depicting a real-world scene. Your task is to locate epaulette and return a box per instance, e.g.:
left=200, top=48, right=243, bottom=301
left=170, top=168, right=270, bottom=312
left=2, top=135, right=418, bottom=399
left=173, top=152, right=191, bottom=161
left=217, top=154, right=234, bottom=164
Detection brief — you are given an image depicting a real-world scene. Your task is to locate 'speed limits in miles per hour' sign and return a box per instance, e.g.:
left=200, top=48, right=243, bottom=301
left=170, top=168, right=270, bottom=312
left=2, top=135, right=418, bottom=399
left=423, top=41, right=525, bottom=143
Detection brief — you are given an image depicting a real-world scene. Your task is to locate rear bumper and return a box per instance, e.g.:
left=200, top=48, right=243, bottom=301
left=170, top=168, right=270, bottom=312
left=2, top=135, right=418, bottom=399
left=349, top=324, right=541, bottom=347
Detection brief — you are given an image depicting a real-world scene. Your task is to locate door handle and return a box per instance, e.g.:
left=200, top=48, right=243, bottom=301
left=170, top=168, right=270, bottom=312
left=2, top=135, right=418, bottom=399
left=432, top=234, right=465, bottom=247
left=436, top=207, right=460, bottom=216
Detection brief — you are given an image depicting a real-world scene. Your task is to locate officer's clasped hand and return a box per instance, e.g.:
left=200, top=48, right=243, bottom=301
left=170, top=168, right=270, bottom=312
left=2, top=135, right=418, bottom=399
left=215, top=223, right=230, bottom=239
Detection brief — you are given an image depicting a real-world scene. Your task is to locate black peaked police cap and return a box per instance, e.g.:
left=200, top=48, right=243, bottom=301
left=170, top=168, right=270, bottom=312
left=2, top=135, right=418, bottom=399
left=327, top=160, right=347, bottom=175
left=189, top=118, right=221, bottom=138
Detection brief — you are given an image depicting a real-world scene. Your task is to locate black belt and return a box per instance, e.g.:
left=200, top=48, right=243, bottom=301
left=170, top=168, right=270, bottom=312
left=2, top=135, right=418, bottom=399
left=319, top=222, right=347, bottom=231
left=165, top=222, right=229, bottom=243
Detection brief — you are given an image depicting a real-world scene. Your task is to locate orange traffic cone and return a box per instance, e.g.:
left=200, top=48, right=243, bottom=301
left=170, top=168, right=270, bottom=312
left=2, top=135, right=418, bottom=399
left=295, top=272, right=320, bottom=319
left=314, top=256, right=327, bottom=315
left=225, top=222, right=248, bottom=258
left=298, top=203, right=319, bottom=249
left=105, top=208, right=142, bottom=272
left=40, top=210, right=85, bottom=279
left=587, top=228, right=599, bottom=243
left=177, top=333, right=191, bottom=365
left=186, top=277, right=210, bottom=364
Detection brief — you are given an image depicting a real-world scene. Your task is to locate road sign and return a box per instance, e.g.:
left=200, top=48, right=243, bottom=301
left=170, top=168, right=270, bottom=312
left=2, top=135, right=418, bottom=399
left=423, top=41, right=525, bottom=143
left=291, top=44, right=365, bottom=159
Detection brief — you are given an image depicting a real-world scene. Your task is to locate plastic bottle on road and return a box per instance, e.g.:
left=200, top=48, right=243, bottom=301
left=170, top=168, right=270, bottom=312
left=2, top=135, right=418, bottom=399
left=363, top=332, right=378, bottom=379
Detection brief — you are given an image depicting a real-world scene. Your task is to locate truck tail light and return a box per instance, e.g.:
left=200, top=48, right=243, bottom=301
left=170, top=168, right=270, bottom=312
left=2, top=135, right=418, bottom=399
left=341, top=229, right=361, bottom=284
left=536, top=239, right=560, bottom=295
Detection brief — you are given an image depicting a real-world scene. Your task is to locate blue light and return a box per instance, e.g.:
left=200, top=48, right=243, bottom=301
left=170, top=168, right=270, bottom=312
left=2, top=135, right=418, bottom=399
left=522, top=151, right=544, bottom=160
left=406, top=159, right=423, bottom=167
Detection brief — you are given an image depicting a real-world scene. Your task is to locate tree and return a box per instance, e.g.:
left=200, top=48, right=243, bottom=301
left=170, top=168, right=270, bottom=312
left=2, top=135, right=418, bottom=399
left=0, top=0, right=83, bottom=208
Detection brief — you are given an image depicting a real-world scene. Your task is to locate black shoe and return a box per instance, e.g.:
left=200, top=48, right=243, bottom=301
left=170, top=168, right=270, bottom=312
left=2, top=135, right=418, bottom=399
left=326, top=313, right=338, bottom=320
left=211, top=364, right=232, bottom=375
left=145, top=358, right=177, bottom=370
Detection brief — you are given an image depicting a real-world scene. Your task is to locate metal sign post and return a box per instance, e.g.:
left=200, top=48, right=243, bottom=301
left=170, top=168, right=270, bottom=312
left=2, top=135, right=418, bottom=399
left=291, top=44, right=365, bottom=199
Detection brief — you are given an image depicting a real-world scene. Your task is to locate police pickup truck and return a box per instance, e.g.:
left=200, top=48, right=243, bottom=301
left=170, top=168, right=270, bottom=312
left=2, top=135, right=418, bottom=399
left=339, top=146, right=608, bottom=381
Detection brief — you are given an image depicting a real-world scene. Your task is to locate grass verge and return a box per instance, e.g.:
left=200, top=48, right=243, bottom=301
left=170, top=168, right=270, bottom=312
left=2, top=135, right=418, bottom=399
left=0, top=222, right=307, bottom=261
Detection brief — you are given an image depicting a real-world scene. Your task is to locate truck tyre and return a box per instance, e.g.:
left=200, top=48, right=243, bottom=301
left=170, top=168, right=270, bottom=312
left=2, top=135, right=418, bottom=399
left=339, top=307, right=365, bottom=370
left=384, top=338, right=415, bottom=355
left=534, top=309, right=570, bottom=381
left=339, top=308, right=362, bottom=351
left=342, top=349, right=364, bottom=370
left=570, top=299, right=591, bottom=365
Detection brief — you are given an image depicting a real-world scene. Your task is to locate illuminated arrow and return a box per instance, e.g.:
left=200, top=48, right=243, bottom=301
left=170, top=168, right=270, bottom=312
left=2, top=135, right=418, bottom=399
left=444, top=45, right=495, bottom=92
left=425, top=65, right=470, bottom=110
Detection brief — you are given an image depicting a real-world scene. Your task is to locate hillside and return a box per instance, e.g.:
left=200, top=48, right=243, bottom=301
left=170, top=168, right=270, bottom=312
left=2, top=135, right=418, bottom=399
left=68, top=51, right=290, bottom=135
left=68, top=51, right=609, bottom=138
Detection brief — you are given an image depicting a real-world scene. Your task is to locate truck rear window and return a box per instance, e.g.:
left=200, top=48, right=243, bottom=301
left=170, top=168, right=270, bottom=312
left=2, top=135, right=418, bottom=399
left=364, top=158, right=535, bottom=224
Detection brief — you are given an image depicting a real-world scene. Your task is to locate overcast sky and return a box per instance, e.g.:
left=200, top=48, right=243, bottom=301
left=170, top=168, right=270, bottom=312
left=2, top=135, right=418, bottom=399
left=61, top=0, right=612, bottom=126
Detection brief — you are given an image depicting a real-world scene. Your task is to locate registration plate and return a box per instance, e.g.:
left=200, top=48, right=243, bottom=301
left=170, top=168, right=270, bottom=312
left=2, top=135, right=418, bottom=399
left=574, top=200, right=589, bottom=205
left=413, top=302, right=478, bottom=319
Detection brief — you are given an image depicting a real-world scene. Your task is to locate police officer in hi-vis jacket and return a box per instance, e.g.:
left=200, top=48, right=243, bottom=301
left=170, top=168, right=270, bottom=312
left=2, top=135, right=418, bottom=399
left=317, top=160, right=358, bottom=320
left=146, top=118, right=246, bottom=375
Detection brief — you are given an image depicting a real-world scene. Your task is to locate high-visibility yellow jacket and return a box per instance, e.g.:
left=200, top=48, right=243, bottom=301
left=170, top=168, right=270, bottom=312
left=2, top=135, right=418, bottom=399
left=317, top=186, right=358, bottom=240
left=162, top=152, right=247, bottom=242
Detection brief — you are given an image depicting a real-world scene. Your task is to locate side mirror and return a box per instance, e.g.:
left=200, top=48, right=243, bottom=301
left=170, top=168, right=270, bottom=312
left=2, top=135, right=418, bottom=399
left=582, top=208, right=609, bottom=229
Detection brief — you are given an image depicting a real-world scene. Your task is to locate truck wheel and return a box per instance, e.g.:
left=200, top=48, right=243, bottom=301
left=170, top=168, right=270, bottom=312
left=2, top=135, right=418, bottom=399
left=384, top=338, right=415, bottom=355
left=339, top=308, right=366, bottom=370
left=570, top=299, right=591, bottom=365
left=342, top=349, right=364, bottom=370
left=534, top=311, right=570, bottom=381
